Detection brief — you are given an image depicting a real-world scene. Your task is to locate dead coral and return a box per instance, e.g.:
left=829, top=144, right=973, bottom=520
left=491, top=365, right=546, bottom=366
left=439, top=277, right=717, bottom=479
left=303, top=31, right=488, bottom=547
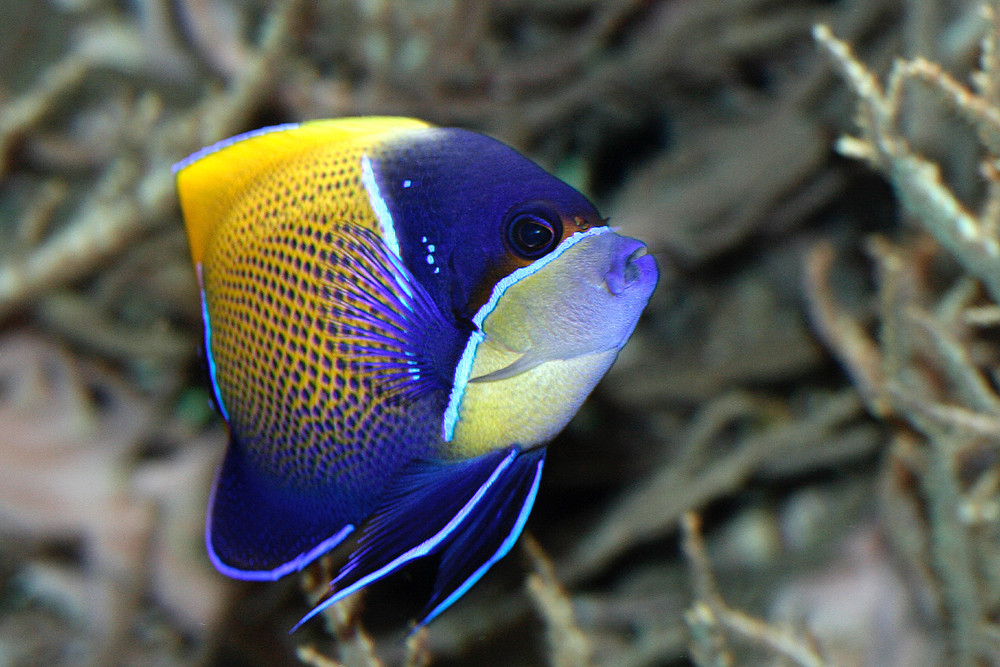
left=560, top=388, right=866, bottom=584
left=295, top=562, right=437, bottom=667
left=809, top=7, right=1000, bottom=664
left=681, top=513, right=829, bottom=667
left=0, top=0, right=303, bottom=321
left=0, top=333, right=228, bottom=664
left=806, top=234, right=1000, bottom=666
left=524, top=535, right=594, bottom=667
left=814, top=20, right=1000, bottom=302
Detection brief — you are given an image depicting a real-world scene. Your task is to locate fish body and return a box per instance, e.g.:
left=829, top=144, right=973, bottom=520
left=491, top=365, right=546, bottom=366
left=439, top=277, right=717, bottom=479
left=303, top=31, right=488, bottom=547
left=174, top=117, right=657, bottom=628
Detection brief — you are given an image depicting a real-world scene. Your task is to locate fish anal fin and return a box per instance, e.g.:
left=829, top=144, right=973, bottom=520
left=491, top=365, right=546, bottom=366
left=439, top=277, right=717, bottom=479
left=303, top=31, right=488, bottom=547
left=291, top=446, right=544, bottom=631
left=418, top=447, right=545, bottom=626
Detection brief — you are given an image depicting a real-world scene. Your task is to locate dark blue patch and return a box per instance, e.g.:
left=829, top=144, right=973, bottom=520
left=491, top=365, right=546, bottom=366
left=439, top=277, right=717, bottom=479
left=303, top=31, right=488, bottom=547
left=419, top=447, right=545, bottom=626
left=207, top=436, right=357, bottom=580
left=371, top=128, right=602, bottom=318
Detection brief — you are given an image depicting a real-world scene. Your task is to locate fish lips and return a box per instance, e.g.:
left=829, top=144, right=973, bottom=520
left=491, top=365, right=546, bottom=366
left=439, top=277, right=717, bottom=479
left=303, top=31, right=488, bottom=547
left=552, top=229, right=658, bottom=356
left=605, top=235, right=658, bottom=300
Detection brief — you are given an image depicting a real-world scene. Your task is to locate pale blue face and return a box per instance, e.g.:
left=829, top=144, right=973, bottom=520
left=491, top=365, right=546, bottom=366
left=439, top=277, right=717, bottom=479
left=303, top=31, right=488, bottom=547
left=439, top=224, right=658, bottom=458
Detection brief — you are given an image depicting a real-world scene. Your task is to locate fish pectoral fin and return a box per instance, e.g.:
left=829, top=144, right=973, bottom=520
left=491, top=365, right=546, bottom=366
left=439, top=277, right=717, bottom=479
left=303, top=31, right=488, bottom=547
left=467, top=333, right=542, bottom=383
left=207, top=436, right=355, bottom=581
left=323, top=223, right=459, bottom=399
left=291, top=446, right=545, bottom=631
left=469, top=329, right=592, bottom=383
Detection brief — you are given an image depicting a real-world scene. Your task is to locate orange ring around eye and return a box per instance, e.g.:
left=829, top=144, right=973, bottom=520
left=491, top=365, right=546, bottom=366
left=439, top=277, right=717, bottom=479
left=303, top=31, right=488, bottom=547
left=504, top=204, right=562, bottom=259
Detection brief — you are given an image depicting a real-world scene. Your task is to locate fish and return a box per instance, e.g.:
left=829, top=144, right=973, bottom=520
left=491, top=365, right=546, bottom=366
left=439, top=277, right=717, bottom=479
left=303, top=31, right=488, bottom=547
left=173, top=117, right=658, bottom=630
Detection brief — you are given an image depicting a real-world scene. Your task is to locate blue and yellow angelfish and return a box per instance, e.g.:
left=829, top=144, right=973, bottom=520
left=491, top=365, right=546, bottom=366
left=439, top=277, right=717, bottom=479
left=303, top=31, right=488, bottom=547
left=174, top=117, right=657, bottom=630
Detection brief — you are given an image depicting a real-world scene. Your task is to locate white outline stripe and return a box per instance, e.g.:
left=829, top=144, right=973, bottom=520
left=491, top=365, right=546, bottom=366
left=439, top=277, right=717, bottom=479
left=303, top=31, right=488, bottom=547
left=197, top=264, right=230, bottom=422
left=207, top=514, right=354, bottom=582
left=361, top=154, right=401, bottom=257
left=361, top=153, right=415, bottom=302
left=441, top=226, right=612, bottom=441
left=416, top=455, right=545, bottom=628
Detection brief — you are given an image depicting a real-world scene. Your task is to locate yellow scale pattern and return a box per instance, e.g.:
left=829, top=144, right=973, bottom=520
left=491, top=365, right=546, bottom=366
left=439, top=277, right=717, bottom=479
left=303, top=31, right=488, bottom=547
left=177, top=119, right=439, bottom=489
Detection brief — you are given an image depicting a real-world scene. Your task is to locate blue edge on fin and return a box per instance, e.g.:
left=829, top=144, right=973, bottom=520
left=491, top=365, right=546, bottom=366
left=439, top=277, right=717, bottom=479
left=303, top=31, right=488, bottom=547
left=172, top=122, right=301, bottom=174
left=206, top=441, right=359, bottom=582
left=290, top=445, right=546, bottom=633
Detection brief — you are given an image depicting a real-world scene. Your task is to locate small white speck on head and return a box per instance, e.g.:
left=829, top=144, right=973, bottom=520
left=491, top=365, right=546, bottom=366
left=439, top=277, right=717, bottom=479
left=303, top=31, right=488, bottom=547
left=403, top=179, right=412, bottom=188
left=422, top=239, right=438, bottom=268
left=434, top=266, right=440, bottom=274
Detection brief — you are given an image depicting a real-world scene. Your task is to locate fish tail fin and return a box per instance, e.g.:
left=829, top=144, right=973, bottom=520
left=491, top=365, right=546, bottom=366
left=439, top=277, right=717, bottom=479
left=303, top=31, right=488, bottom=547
left=290, top=447, right=545, bottom=632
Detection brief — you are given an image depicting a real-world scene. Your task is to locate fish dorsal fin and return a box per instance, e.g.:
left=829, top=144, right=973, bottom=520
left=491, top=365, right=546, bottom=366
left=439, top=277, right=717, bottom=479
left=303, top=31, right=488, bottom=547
left=174, top=117, right=431, bottom=266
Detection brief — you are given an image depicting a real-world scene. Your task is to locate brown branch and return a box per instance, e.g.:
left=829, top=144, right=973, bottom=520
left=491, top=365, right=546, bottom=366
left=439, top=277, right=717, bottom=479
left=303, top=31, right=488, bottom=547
left=681, top=513, right=830, bottom=667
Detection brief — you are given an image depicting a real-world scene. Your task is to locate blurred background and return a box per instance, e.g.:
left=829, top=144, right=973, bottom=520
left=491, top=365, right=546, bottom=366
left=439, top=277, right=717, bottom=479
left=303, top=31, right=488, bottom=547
left=2, top=0, right=999, bottom=665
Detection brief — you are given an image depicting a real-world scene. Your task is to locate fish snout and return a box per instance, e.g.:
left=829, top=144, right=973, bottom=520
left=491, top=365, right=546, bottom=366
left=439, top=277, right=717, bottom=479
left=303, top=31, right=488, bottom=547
left=605, top=235, right=658, bottom=296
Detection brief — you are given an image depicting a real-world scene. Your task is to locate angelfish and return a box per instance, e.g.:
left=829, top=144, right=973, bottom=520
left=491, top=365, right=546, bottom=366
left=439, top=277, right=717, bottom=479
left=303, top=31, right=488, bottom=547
left=173, top=117, right=658, bottom=629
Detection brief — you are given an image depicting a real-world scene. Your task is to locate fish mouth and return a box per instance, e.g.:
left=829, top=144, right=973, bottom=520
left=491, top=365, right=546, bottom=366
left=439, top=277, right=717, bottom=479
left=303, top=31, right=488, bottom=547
left=604, top=236, right=656, bottom=296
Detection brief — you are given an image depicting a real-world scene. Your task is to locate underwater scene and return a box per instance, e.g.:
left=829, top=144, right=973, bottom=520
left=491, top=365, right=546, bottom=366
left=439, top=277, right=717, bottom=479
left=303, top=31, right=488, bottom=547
left=1, top=1, right=999, bottom=665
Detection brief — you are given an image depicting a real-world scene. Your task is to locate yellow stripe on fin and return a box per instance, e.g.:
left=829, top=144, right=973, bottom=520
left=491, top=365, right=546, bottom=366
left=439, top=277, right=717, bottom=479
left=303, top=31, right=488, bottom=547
left=174, top=117, right=432, bottom=266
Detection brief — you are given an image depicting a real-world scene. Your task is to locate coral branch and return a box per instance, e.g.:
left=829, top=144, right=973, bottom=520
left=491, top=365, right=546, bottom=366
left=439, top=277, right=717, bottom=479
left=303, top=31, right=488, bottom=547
left=0, top=57, right=88, bottom=177
left=681, top=513, right=830, bottom=667
left=0, top=0, right=302, bottom=321
left=815, top=23, right=1000, bottom=302
left=524, top=535, right=593, bottom=667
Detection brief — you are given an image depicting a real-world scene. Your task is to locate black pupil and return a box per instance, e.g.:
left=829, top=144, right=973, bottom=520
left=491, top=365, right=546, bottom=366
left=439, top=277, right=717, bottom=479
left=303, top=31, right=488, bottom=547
left=516, top=216, right=553, bottom=250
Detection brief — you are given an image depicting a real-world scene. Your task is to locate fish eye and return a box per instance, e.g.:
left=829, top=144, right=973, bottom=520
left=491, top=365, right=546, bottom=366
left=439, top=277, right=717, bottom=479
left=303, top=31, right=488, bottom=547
left=505, top=205, right=562, bottom=259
